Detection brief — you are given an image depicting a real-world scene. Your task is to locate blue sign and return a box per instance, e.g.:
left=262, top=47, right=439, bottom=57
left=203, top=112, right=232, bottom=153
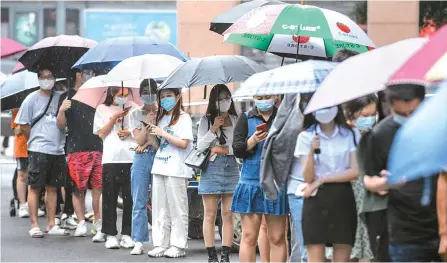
left=84, top=10, right=177, bottom=45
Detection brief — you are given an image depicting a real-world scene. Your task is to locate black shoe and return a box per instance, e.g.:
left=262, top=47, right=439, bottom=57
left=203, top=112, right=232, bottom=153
left=220, top=246, right=231, bottom=263
left=207, top=247, right=219, bottom=263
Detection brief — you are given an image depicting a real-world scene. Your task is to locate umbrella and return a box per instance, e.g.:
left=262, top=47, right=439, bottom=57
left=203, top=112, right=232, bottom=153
left=12, top=62, right=25, bottom=74
left=0, top=72, right=7, bottom=83
left=388, top=25, right=447, bottom=86
left=387, top=84, right=447, bottom=186
left=158, top=55, right=267, bottom=90
left=71, top=75, right=143, bottom=109
left=232, top=60, right=337, bottom=97
left=210, top=0, right=285, bottom=35
left=1, top=38, right=26, bottom=58
left=18, top=35, right=97, bottom=77
left=104, top=54, right=184, bottom=82
left=304, top=38, right=428, bottom=114
left=223, top=4, right=375, bottom=59
left=72, top=37, right=188, bottom=71
left=1, top=70, right=65, bottom=111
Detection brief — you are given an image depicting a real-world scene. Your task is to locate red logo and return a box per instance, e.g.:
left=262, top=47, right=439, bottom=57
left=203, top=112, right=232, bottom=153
left=292, top=35, right=310, bottom=43
left=367, top=46, right=375, bottom=51
left=337, top=22, right=350, bottom=33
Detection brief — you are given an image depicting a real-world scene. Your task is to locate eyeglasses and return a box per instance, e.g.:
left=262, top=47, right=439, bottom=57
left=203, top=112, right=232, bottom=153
left=39, top=76, right=55, bottom=80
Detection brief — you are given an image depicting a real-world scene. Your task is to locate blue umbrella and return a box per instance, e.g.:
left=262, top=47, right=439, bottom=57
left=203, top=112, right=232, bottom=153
left=387, top=83, right=447, bottom=204
left=72, top=37, right=188, bottom=71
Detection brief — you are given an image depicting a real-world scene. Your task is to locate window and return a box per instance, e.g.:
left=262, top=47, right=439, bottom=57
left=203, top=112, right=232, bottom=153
left=14, top=11, right=38, bottom=46
left=1, top=8, right=8, bottom=37
left=66, top=9, right=79, bottom=35
left=44, top=8, right=57, bottom=37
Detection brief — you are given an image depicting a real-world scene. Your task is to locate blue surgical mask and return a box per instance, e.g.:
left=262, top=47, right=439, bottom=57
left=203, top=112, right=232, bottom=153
left=392, top=113, right=408, bottom=125
left=114, top=96, right=127, bottom=105
left=355, top=116, right=376, bottom=132
left=255, top=99, right=275, bottom=112
left=160, top=97, right=177, bottom=111
left=141, top=94, right=157, bottom=105
left=83, top=74, right=92, bottom=82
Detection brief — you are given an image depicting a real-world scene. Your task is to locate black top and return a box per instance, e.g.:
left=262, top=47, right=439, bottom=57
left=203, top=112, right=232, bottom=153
left=363, top=116, right=439, bottom=243
left=232, top=107, right=277, bottom=159
left=58, top=90, right=103, bottom=153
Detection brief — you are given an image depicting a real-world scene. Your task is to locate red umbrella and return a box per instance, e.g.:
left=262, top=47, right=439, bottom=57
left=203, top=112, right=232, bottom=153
left=19, top=35, right=97, bottom=78
left=1, top=38, right=27, bottom=58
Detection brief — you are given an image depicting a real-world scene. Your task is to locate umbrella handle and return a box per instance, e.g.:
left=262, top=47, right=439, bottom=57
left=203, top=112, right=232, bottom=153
left=295, top=36, right=301, bottom=63
left=121, top=81, right=124, bottom=130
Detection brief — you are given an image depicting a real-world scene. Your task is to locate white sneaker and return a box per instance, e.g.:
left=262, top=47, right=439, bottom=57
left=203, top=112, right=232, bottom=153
left=18, top=205, right=29, bottom=218
left=47, top=225, right=69, bottom=236
left=92, top=231, right=106, bottom=243
left=148, top=247, right=168, bottom=258
left=91, top=219, right=102, bottom=235
left=37, top=208, right=45, bottom=217
left=130, top=242, right=144, bottom=255
left=74, top=220, right=88, bottom=237
left=163, top=246, right=187, bottom=258
left=55, top=218, right=61, bottom=226
left=120, top=235, right=135, bottom=248
left=105, top=235, right=120, bottom=249
left=62, top=215, right=78, bottom=230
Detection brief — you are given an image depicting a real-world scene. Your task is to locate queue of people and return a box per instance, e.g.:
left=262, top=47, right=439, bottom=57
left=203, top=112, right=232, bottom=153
left=8, top=47, right=445, bottom=263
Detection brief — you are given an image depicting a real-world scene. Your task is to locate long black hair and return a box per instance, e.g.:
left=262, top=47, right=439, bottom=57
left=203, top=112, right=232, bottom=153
left=342, top=94, right=378, bottom=121
left=103, top=87, right=133, bottom=106
left=302, top=106, right=357, bottom=146
left=155, top=88, right=184, bottom=126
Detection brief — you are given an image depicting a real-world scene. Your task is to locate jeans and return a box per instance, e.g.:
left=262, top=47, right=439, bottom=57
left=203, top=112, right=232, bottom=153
left=131, top=150, right=155, bottom=242
left=389, top=239, right=441, bottom=262
left=288, top=194, right=307, bottom=262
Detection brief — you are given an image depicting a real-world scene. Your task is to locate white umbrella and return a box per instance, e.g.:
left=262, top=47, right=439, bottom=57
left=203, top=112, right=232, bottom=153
left=104, top=54, right=184, bottom=82
left=304, top=38, right=429, bottom=114
left=0, top=72, right=7, bottom=83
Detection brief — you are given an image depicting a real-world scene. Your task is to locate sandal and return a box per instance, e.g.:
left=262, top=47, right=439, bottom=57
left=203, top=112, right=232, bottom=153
left=29, top=227, right=44, bottom=238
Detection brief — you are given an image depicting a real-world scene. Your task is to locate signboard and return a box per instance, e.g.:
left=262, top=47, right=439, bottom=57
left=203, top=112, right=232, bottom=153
left=14, top=11, right=38, bottom=46
left=84, top=10, right=177, bottom=45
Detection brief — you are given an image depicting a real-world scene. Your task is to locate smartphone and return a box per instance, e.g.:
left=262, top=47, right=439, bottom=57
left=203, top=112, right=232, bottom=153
left=140, top=121, right=149, bottom=127
left=124, top=106, right=132, bottom=112
left=256, top=123, right=268, bottom=133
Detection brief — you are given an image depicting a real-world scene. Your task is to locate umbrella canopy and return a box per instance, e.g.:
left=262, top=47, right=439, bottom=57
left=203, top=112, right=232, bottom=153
left=72, top=75, right=143, bottom=108
left=210, top=0, right=285, bottom=35
left=18, top=35, right=97, bottom=77
left=159, top=55, right=267, bottom=90
left=72, top=37, right=188, bottom=71
left=104, top=54, right=184, bottom=82
left=387, top=84, right=447, bottom=185
left=1, top=37, right=26, bottom=58
left=0, top=72, right=7, bottom=83
left=233, top=60, right=337, bottom=97
left=388, top=25, right=447, bottom=86
left=304, top=38, right=428, bottom=114
left=1, top=70, right=65, bottom=111
left=12, top=62, right=25, bottom=74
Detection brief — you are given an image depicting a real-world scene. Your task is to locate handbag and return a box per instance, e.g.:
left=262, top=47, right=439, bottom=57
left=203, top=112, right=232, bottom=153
left=184, top=116, right=213, bottom=171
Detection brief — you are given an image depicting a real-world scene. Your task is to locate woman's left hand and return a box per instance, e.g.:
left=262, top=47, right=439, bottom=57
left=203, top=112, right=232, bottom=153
left=149, top=125, right=166, bottom=137
left=303, top=180, right=321, bottom=198
left=117, top=129, right=130, bottom=140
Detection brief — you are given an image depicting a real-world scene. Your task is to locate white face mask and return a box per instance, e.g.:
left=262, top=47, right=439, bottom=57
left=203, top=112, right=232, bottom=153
left=218, top=99, right=232, bottom=112
left=39, top=79, right=55, bottom=90
left=314, top=106, right=338, bottom=124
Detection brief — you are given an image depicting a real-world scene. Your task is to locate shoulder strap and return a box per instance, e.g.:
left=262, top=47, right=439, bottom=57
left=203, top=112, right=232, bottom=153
left=31, top=91, right=54, bottom=129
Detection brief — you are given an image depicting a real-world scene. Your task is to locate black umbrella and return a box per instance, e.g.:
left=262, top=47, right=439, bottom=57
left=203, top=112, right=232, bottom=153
left=210, top=0, right=285, bottom=35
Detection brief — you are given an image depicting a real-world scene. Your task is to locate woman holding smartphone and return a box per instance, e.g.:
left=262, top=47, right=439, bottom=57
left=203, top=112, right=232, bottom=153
left=197, top=84, right=239, bottom=263
left=232, top=95, right=289, bottom=263
left=295, top=106, right=359, bottom=262
left=128, top=79, right=159, bottom=255
left=148, top=88, right=193, bottom=258
left=93, top=86, right=138, bottom=249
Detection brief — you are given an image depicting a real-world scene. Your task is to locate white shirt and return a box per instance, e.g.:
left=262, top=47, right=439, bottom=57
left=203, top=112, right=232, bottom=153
left=197, top=115, right=237, bottom=157
left=128, top=106, right=156, bottom=138
left=93, top=102, right=139, bottom=164
left=151, top=113, right=194, bottom=178
left=295, top=125, right=360, bottom=179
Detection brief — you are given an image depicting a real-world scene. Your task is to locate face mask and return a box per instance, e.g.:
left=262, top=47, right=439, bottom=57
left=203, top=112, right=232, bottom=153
left=39, top=79, right=55, bottom=90
left=83, top=74, right=92, bottom=83
left=255, top=99, right=275, bottom=112
left=114, top=96, right=127, bottom=105
left=160, top=97, right=177, bottom=111
left=355, top=116, right=376, bottom=132
left=141, top=94, right=157, bottom=105
left=314, top=106, right=338, bottom=124
left=218, top=99, right=231, bottom=112
left=393, top=113, right=408, bottom=125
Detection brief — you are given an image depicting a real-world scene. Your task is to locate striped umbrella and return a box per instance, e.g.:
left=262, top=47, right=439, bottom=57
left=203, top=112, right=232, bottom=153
left=233, top=60, right=337, bottom=97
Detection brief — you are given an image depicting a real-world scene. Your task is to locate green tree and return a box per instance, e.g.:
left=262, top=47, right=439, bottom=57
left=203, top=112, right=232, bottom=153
left=351, top=1, right=367, bottom=25
left=419, top=1, right=447, bottom=28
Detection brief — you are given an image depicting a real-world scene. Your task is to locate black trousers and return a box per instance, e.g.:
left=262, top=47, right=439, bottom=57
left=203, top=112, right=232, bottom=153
left=2, top=136, right=9, bottom=148
left=102, top=163, right=132, bottom=236
left=364, top=210, right=390, bottom=262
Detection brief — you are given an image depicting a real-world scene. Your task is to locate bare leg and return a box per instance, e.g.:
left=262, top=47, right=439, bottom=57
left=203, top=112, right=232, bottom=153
left=202, top=194, right=219, bottom=247
left=72, top=191, right=86, bottom=221
left=45, top=186, right=57, bottom=228
left=221, top=194, right=234, bottom=247
left=265, top=215, right=288, bottom=263
left=333, top=244, right=352, bottom=263
left=240, top=213, right=262, bottom=262
left=28, top=186, right=41, bottom=228
left=17, top=169, right=28, bottom=205
left=258, top=216, right=270, bottom=262
left=92, top=188, right=101, bottom=221
left=307, top=244, right=326, bottom=263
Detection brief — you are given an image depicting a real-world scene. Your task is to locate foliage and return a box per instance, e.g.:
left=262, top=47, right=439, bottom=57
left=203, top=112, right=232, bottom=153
left=419, top=1, right=447, bottom=27
left=351, top=1, right=367, bottom=25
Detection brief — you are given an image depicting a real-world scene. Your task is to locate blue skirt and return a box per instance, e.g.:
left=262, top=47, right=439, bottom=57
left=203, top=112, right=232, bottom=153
left=198, top=155, right=239, bottom=195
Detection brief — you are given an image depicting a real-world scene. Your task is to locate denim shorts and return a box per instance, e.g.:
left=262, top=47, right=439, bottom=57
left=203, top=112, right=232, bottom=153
left=198, top=155, right=239, bottom=195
